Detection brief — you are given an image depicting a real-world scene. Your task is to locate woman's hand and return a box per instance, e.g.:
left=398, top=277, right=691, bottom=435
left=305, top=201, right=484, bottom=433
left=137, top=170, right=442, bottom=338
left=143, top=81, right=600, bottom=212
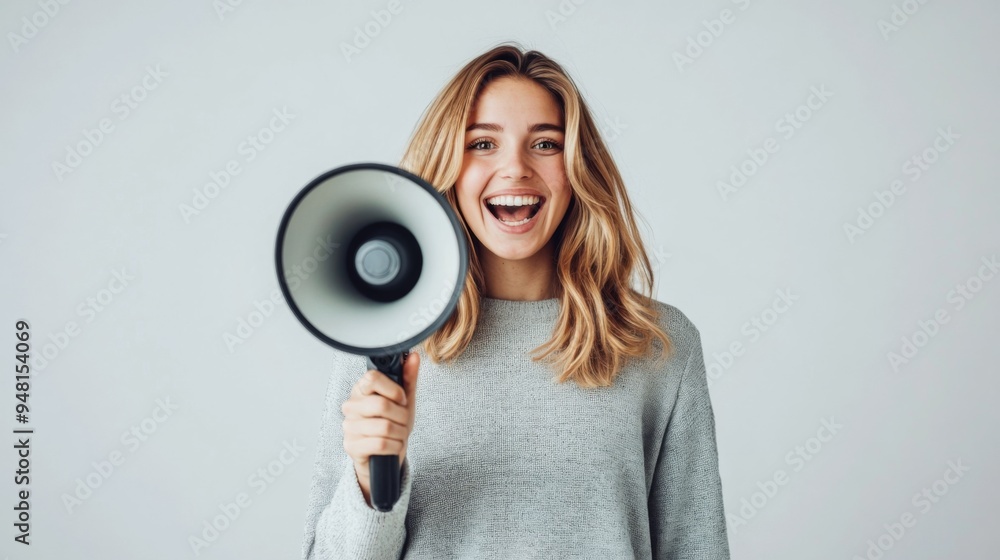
left=341, top=352, right=420, bottom=507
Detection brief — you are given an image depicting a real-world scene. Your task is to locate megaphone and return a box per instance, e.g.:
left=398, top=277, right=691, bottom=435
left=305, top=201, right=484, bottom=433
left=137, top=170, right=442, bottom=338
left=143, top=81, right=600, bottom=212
left=275, top=163, right=469, bottom=511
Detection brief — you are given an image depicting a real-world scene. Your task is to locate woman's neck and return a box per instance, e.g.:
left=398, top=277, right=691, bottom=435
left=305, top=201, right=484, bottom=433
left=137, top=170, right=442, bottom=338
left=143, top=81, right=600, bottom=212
left=478, top=241, right=558, bottom=301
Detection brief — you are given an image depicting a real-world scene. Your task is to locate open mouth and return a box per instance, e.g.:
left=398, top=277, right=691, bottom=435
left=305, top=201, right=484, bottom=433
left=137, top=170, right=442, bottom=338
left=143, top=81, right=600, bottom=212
left=485, top=195, right=545, bottom=227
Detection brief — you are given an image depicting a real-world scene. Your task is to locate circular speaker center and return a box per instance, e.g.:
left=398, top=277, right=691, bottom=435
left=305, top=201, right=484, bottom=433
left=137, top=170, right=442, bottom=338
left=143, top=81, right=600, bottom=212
left=346, top=221, right=423, bottom=303
left=355, top=240, right=400, bottom=285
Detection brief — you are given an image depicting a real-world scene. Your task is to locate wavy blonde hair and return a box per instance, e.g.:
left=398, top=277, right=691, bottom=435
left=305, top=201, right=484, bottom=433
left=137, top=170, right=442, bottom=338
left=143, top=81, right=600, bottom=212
left=399, top=43, right=672, bottom=388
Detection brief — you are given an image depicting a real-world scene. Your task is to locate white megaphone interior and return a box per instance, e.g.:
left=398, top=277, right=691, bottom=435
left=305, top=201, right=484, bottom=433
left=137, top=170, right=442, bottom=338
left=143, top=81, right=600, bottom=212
left=281, top=168, right=462, bottom=351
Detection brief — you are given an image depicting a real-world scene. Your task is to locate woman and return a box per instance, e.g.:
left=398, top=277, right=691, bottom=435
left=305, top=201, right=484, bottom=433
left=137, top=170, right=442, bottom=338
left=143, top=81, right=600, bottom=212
left=302, top=43, right=730, bottom=559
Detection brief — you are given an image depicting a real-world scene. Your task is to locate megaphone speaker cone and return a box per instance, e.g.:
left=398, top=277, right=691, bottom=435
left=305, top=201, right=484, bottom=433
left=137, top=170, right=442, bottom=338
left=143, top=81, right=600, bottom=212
left=275, top=163, right=469, bottom=356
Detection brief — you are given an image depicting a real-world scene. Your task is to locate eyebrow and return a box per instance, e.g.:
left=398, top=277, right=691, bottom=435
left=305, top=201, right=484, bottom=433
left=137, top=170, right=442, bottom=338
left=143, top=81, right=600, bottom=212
left=465, top=122, right=564, bottom=134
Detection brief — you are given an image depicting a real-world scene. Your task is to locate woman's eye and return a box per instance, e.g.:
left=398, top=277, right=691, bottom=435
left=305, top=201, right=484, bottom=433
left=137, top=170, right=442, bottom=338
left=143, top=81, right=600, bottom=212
left=467, top=139, right=495, bottom=150
left=534, top=140, right=562, bottom=150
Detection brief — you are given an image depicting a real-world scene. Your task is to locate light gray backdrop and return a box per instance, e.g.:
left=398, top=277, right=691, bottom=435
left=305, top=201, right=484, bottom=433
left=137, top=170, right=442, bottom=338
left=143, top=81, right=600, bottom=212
left=2, top=0, right=997, bottom=558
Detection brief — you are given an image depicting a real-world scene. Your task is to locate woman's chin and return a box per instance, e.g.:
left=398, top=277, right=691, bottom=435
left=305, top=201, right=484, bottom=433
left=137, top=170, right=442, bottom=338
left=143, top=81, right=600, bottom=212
left=479, top=240, right=544, bottom=262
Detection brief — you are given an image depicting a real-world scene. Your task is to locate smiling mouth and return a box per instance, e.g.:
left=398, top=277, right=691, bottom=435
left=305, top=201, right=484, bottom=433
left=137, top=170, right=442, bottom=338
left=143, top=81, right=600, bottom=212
left=485, top=198, right=545, bottom=226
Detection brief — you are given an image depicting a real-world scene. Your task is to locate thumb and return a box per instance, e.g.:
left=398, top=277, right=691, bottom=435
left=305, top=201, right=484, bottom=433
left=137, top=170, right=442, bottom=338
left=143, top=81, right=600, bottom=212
left=402, top=351, right=420, bottom=408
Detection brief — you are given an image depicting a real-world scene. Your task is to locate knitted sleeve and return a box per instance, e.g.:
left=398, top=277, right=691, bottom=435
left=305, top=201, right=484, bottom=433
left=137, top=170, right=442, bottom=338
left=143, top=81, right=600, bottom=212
left=649, top=322, right=731, bottom=559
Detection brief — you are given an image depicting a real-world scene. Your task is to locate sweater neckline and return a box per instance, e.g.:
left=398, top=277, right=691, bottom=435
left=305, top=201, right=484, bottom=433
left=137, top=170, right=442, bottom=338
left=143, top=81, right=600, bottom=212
left=480, top=296, right=560, bottom=321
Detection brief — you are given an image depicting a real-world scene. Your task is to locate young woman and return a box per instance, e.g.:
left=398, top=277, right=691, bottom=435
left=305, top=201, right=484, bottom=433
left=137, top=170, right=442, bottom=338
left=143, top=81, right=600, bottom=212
left=302, top=44, right=730, bottom=559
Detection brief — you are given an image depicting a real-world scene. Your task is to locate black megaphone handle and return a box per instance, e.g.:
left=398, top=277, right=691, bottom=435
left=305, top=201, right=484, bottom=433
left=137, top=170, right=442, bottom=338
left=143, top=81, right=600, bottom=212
left=365, top=352, right=408, bottom=512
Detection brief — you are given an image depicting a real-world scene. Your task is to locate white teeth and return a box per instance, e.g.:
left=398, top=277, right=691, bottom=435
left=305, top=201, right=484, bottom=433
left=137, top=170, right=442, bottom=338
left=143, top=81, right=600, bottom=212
left=486, top=194, right=540, bottom=206
left=498, top=215, right=533, bottom=226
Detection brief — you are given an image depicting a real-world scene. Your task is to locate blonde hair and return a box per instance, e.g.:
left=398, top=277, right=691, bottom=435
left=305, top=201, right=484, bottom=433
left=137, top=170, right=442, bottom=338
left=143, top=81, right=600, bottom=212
left=399, top=42, right=672, bottom=388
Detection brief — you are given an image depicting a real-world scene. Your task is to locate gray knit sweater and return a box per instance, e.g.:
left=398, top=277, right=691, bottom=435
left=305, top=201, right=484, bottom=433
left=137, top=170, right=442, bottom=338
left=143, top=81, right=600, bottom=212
left=301, top=297, right=730, bottom=559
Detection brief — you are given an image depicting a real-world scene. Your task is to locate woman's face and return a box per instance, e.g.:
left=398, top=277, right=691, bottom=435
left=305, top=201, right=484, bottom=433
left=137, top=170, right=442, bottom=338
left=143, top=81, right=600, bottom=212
left=454, top=76, right=572, bottom=263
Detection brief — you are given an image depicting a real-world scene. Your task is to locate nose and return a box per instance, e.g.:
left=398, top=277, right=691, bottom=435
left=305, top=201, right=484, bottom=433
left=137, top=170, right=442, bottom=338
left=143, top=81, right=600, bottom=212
left=498, top=146, right=532, bottom=181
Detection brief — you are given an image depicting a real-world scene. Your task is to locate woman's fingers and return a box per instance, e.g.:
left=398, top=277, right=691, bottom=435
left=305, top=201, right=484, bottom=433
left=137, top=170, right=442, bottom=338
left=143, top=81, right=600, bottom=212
left=352, top=369, right=408, bottom=406
left=344, top=416, right=409, bottom=443
left=342, top=393, right=409, bottom=426
left=344, top=429, right=406, bottom=459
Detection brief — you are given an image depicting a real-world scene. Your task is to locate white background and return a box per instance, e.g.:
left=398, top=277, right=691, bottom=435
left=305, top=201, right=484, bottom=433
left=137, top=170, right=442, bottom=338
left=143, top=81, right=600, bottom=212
left=1, top=0, right=997, bottom=558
